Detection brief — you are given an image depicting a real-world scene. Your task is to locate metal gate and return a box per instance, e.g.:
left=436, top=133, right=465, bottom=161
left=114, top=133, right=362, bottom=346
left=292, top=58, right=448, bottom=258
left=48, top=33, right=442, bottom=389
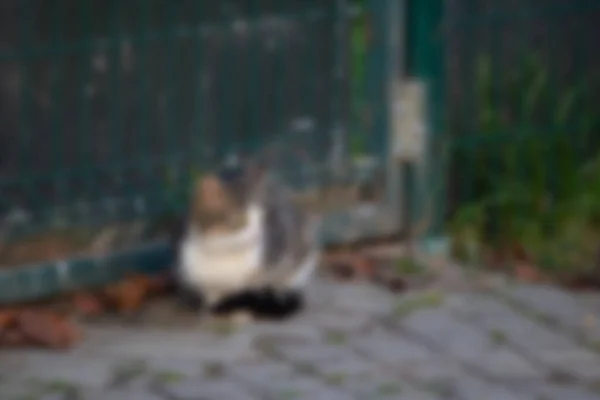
left=0, top=0, right=401, bottom=303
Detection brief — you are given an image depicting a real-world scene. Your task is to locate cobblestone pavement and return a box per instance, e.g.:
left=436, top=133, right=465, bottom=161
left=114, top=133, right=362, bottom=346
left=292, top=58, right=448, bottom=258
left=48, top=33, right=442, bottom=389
left=3, top=275, right=600, bottom=400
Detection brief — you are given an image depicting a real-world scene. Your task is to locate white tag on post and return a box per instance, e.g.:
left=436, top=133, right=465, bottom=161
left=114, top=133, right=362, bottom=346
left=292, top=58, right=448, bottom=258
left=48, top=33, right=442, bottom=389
left=392, top=79, right=428, bottom=162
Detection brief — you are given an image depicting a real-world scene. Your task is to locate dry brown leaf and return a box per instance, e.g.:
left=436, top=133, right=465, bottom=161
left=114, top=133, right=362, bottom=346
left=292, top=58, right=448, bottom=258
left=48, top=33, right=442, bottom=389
left=324, top=250, right=376, bottom=280
left=16, top=310, right=81, bottom=349
left=514, top=262, right=542, bottom=283
left=145, top=274, right=172, bottom=294
left=71, top=292, right=105, bottom=317
left=1, top=328, right=27, bottom=347
left=0, top=309, right=17, bottom=330
left=103, top=277, right=148, bottom=314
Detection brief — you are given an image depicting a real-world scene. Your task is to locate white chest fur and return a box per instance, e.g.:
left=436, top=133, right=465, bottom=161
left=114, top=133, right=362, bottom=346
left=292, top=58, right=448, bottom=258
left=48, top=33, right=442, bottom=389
left=178, top=205, right=264, bottom=305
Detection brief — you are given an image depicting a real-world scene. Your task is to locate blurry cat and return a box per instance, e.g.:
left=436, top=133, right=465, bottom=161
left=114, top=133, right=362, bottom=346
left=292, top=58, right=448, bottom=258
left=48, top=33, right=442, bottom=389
left=174, top=160, right=320, bottom=321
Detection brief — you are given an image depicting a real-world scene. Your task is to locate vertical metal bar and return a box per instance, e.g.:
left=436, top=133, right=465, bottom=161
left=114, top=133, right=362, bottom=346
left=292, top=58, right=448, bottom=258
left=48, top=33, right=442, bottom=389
left=457, top=2, right=474, bottom=211
left=78, top=0, right=92, bottom=205
left=164, top=0, right=177, bottom=210
left=348, top=4, right=366, bottom=158
left=247, top=0, right=261, bottom=156
left=411, top=0, right=445, bottom=240
left=369, top=0, right=389, bottom=160
left=426, top=0, right=446, bottom=242
left=136, top=0, right=151, bottom=209
left=547, top=8, right=567, bottom=199
left=18, top=0, right=33, bottom=209
left=274, top=1, right=286, bottom=161
left=218, top=3, right=232, bottom=161
left=109, top=0, right=122, bottom=211
left=329, top=0, right=349, bottom=178
left=191, top=1, right=204, bottom=169
left=49, top=0, right=66, bottom=208
left=305, top=6, right=320, bottom=177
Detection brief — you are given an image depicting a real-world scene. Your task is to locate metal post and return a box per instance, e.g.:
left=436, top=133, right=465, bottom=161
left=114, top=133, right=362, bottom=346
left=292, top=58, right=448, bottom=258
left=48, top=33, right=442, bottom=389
left=384, top=0, right=407, bottom=231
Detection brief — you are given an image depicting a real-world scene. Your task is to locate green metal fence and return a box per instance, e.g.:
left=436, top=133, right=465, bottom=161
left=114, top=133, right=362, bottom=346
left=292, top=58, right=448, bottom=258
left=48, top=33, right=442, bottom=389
left=430, top=0, right=600, bottom=275
left=0, top=0, right=400, bottom=303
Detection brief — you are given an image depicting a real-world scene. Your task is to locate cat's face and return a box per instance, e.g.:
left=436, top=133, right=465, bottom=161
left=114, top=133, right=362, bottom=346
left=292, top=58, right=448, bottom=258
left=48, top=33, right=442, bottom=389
left=190, top=164, right=263, bottom=234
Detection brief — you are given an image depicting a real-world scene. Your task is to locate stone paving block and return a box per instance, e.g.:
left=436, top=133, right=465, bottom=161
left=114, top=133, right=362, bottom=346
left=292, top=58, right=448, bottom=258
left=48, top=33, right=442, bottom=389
left=537, top=352, right=600, bottom=381
left=273, top=339, right=380, bottom=377
left=411, top=372, right=530, bottom=400
left=303, top=277, right=340, bottom=303
left=161, top=378, right=259, bottom=400
left=0, top=382, right=40, bottom=400
left=100, top=329, right=257, bottom=362
left=39, top=394, right=69, bottom=400
left=229, top=359, right=294, bottom=383
left=0, top=352, right=27, bottom=379
left=334, top=372, right=441, bottom=400
left=515, top=383, right=600, bottom=400
left=395, top=359, right=464, bottom=382
left=307, top=279, right=395, bottom=317
left=448, top=293, right=600, bottom=380
left=399, top=307, right=543, bottom=379
left=503, top=284, right=600, bottom=340
left=358, top=385, right=441, bottom=400
left=449, top=293, right=582, bottom=350
left=349, top=326, right=437, bottom=367
left=108, top=355, right=244, bottom=390
left=294, top=308, right=373, bottom=333
left=250, top=320, right=323, bottom=342
left=448, top=375, right=530, bottom=400
left=77, top=387, right=166, bottom=400
left=144, top=357, right=210, bottom=379
left=2, top=353, right=113, bottom=387
left=257, top=376, right=353, bottom=400
left=229, top=359, right=352, bottom=400
left=107, top=359, right=153, bottom=389
left=578, top=292, right=600, bottom=310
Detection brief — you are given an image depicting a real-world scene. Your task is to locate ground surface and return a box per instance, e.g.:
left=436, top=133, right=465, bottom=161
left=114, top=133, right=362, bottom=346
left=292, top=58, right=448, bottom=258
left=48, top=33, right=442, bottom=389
left=3, top=269, right=600, bottom=400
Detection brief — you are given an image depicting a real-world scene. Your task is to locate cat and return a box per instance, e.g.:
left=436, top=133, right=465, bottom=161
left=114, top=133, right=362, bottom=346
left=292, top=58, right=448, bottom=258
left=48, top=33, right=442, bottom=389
left=174, top=160, right=320, bottom=321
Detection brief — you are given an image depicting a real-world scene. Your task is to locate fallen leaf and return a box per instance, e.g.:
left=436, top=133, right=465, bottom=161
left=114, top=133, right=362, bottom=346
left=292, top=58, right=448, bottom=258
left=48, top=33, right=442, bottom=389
left=104, top=277, right=148, bottom=314
left=354, top=256, right=375, bottom=278
left=71, top=292, right=104, bottom=317
left=0, top=327, right=27, bottom=347
left=324, top=250, right=375, bottom=280
left=16, top=310, right=81, bottom=349
left=514, top=262, right=542, bottom=282
left=145, top=274, right=172, bottom=294
left=0, top=309, right=17, bottom=330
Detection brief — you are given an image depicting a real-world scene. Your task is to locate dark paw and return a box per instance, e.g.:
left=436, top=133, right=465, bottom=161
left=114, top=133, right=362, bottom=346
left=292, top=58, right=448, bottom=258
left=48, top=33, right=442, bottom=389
left=248, top=287, right=304, bottom=320
left=210, top=287, right=304, bottom=320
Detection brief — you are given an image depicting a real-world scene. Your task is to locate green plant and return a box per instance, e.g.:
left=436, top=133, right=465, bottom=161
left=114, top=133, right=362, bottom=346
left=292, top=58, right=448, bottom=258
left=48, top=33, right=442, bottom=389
left=450, top=49, right=600, bottom=278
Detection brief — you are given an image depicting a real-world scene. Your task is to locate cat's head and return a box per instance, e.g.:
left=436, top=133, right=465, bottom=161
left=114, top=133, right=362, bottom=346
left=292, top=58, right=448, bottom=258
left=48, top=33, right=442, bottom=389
left=189, top=161, right=265, bottom=234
